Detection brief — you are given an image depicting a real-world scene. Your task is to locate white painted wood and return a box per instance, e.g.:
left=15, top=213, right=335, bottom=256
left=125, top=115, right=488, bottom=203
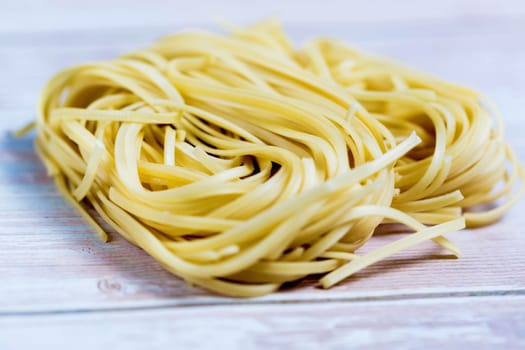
left=1, top=11, right=525, bottom=348
left=2, top=0, right=525, bottom=33
left=1, top=296, right=524, bottom=349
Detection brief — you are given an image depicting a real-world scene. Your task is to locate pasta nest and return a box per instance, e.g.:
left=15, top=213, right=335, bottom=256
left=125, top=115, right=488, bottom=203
left=35, top=21, right=524, bottom=296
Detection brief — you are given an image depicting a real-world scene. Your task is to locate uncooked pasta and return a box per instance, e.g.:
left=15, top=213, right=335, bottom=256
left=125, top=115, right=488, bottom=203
left=33, top=20, right=524, bottom=296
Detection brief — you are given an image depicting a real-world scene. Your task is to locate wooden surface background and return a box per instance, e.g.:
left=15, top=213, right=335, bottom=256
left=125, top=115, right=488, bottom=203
left=1, top=1, right=524, bottom=348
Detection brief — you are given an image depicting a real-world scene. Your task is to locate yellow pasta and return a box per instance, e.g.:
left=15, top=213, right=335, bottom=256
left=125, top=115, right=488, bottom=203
left=33, top=20, right=524, bottom=297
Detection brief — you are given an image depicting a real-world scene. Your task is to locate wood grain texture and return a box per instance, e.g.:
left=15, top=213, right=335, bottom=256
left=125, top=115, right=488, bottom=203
left=1, top=296, right=524, bottom=349
left=1, top=9, right=525, bottom=348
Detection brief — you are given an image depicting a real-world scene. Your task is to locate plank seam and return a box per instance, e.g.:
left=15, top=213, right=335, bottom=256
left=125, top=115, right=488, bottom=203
left=2, top=288, right=524, bottom=317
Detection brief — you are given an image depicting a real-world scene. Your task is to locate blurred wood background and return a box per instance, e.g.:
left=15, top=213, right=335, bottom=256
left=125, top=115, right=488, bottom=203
left=1, top=1, right=524, bottom=349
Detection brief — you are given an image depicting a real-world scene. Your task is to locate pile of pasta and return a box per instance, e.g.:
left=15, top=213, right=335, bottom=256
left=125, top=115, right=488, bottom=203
left=35, top=21, right=524, bottom=296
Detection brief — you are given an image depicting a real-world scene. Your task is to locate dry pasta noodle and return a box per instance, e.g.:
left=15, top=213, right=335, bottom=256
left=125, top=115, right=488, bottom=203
left=33, top=20, right=525, bottom=297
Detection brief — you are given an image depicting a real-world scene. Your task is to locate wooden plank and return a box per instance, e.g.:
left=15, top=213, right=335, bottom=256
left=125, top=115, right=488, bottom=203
left=2, top=0, right=525, bottom=33
left=1, top=15, right=523, bottom=48
left=1, top=295, right=524, bottom=349
left=1, top=133, right=524, bottom=313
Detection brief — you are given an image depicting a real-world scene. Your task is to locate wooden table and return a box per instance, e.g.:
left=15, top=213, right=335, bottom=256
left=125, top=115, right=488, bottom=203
left=1, top=8, right=524, bottom=349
